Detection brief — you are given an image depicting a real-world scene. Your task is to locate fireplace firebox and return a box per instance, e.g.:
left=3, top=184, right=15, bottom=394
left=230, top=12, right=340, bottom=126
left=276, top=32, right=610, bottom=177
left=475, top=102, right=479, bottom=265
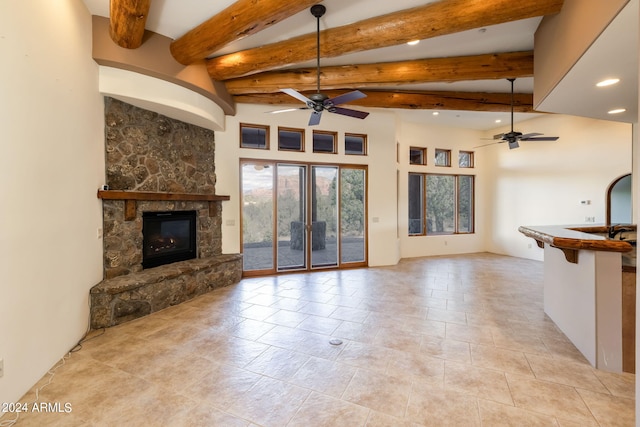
left=142, top=210, right=197, bottom=269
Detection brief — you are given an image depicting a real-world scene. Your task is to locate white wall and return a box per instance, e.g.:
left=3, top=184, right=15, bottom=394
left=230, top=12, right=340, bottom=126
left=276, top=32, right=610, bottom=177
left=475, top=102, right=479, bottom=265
left=215, top=103, right=400, bottom=266
left=0, top=0, right=105, bottom=404
left=483, top=114, right=632, bottom=260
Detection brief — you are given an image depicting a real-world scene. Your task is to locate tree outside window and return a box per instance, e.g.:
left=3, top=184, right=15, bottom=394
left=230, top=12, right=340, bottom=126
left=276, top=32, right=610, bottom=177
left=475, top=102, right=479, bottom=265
left=409, top=173, right=474, bottom=235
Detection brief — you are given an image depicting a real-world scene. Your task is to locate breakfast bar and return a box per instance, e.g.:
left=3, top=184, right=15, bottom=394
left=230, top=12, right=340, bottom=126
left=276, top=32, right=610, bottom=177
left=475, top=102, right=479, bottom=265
left=519, top=225, right=635, bottom=373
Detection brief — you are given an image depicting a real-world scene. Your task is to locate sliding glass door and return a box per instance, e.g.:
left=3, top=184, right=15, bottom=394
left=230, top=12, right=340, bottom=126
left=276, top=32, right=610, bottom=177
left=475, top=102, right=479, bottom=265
left=340, top=167, right=366, bottom=264
left=276, top=164, right=307, bottom=271
left=310, top=165, right=338, bottom=268
left=241, top=160, right=367, bottom=275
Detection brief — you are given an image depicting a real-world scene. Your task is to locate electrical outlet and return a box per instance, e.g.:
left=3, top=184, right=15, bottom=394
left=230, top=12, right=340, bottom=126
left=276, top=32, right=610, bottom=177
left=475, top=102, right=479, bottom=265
left=444, top=240, right=448, bottom=246
left=0, top=358, right=4, bottom=378
left=584, top=216, right=596, bottom=223
left=97, top=227, right=103, bottom=239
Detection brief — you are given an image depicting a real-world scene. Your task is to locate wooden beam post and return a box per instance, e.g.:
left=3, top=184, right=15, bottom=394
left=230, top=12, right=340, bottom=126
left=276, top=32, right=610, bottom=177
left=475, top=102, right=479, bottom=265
left=109, top=0, right=151, bottom=49
left=170, top=0, right=323, bottom=65
left=224, top=51, right=534, bottom=94
left=234, top=90, right=535, bottom=113
left=206, top=0, right=563, bottom=80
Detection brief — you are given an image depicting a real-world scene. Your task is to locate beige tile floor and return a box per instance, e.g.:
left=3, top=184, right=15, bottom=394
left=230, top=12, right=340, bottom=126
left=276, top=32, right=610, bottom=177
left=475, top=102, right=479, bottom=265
left=2, top=253, right=635, bottom=426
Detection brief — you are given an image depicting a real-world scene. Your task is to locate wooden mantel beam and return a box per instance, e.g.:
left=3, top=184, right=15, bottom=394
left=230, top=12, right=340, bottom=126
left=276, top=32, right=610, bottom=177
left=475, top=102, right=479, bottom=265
left=224, top=51, right=534, bottom=94
left=234, top=90, right=535, bottom=113
left=109, top=0, right=151, bottom=49
left=170, top=0, right=323, bottom=65
left=207, top=0, right=563, bottom=80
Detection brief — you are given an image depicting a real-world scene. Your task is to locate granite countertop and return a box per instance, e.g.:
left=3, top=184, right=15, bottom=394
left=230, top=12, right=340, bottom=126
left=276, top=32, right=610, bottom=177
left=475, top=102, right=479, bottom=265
left=518, top=224, right=635, bottom=268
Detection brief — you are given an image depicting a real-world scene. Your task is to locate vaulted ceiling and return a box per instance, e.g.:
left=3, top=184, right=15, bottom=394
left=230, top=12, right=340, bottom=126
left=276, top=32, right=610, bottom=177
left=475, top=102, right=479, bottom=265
left=82, top=0, right=637, bottom=130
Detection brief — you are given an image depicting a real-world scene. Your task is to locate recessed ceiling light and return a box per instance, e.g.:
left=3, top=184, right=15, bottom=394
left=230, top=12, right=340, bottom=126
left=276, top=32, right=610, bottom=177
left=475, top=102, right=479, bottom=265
left=608, top=108, right=626, bottom=114
left=597, top=78, right=620, bottom=87
left=495, top=119, right=502, bottom=123
left=407, top=40, right=420, bottom=46
left=432, top=111, right=439, bottom=116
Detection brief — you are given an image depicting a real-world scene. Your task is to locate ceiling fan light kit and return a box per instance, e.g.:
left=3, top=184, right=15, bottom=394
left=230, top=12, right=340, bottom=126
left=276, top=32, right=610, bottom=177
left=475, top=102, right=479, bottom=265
left=275, top=5, right=370, bottom=126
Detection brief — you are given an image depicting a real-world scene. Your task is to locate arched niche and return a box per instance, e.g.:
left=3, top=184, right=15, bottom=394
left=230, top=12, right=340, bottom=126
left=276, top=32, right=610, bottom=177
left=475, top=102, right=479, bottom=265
left=607, top=174, right=632, bottom=224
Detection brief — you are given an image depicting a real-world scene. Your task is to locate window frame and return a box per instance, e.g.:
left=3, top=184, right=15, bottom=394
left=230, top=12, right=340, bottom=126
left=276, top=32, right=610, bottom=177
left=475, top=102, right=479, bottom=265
left=312, top=130, right=338, bottom=154
left=408, top=172, right=426, bottom=236
left=278, top=126, right=305, bottom=152
left=408, top=172, right=475, bottom=236
left=344, top=133, right=368, bottom=156
left=409, top=147, right=427, bottom=165
left=434, top=149, right=451, bottom=167
left=240, top=123, right=270, bottom=150
left=458, top=151, right=475, bottom=168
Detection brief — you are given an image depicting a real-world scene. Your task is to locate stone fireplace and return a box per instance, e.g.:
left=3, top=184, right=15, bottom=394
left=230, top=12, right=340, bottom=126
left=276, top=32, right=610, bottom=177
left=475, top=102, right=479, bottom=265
left=90, top=98, right=242, bottom=328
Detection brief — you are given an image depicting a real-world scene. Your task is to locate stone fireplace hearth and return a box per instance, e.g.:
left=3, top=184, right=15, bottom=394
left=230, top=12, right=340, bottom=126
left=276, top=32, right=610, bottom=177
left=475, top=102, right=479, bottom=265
left=90, top=98, right=241, bottom=329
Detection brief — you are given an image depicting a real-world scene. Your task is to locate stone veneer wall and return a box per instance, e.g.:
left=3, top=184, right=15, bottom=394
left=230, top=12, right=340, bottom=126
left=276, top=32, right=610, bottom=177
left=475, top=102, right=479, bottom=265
left=91, top=98, right=242, bottom=328
left=103, top=97, right=221, bottom=278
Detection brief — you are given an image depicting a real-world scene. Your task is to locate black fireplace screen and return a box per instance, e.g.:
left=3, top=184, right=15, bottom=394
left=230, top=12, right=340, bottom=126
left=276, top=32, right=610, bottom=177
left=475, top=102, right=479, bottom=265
left=142, top=210, right=196, bottom=269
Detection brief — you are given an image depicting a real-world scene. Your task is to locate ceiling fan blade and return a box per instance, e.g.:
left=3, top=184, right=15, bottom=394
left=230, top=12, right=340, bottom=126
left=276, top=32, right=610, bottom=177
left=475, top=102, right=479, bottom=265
left=493, top=133, right=505, bottom=140
left=327, top=90, right=367, bottom=106
left=331, top=107, right=369, bottom=119
left=520, top=132, right=543, bottom=139
left=474, top=141, right=501, bottom=148
left=267, top=107, right=309, bottom=114
left=308, top=110, right=322, bottom=126
left=521, top=136, right=559, bottom=141
left=282, top=88, right=313, bottom=104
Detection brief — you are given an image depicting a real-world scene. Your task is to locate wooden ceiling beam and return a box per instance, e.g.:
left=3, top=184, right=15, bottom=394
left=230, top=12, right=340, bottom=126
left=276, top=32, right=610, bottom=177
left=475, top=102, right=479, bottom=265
left=224, top=51, right=533, bottom=94
left=233, top=90, right=534, bottom=113
left=207, top=0, right=563, bottom=80
left=170, top=0, right=323, bottom=65
left=109, top=0, right=151, bottom=49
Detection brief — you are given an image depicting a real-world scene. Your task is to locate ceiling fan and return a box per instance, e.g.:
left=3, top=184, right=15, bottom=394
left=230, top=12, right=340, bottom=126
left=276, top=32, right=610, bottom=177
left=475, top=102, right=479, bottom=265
left=274, top=5, right=369, bottom=126
left=484, top=78, right=559, bottom=149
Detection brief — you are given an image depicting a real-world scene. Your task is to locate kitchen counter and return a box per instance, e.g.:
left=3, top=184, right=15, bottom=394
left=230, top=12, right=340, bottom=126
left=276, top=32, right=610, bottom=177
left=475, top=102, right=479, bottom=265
left=518, top=224, right=636, bottom=373
left=518, top=224, right=634, bottom=265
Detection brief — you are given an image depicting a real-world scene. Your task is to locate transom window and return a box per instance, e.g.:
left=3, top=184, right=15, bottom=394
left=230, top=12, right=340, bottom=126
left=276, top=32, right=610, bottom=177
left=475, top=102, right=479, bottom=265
left=458, top=151, right=474, bottom=168
left=278, top=127, right=304, bottom=152
left=313, top=130, right=337, bottom=154
left=240, top=123, right=269, bottom=149
left=409, top=147, right=427, bottom=165
left=345, top=133, right=367, bottom=155
left=434, top=149, right=451, bottom=167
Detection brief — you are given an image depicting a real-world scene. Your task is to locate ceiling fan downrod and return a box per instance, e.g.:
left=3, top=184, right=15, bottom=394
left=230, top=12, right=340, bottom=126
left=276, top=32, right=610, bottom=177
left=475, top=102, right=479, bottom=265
left=311, top=5, right=326, bottom=95
left=508, top=78, right=515, bottom=133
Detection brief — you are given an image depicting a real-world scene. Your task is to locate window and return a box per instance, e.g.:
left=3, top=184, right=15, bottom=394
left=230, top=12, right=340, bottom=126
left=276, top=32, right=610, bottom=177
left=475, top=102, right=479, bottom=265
left=408, top=173, right=425, bottom=235
left=278, top=127, right=304, bottom=152
left=435, top=149, right=451, bottom=167
left=459, top=151, right=474, bottom=168
left=409, top=147, right=426, bottom=165
left=313, top=130, right=337, bottom=153
left=408, top=173, right=474, bottom=235
left=240, top=123, right=269, bottom=149
left=345, top=133, right=367, bottom=155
